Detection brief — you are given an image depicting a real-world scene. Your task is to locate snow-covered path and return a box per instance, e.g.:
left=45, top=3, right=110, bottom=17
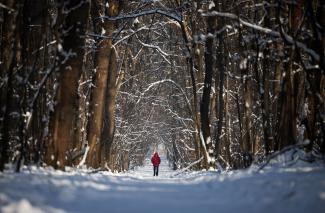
left=0, top=155, right=325, bottom=213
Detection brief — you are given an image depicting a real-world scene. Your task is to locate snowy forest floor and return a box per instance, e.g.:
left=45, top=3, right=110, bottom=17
left=1, top=155, right=325, bottom=213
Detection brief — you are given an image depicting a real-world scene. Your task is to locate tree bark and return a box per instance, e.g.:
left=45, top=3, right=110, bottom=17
left=201, top=7, right=216, bottom=169
left=275, top=0, right=304, bottom=150
left=100, top=47, right=118, bottom=167
left=179, top=16, right=204, bottom=168
left=86, top=0, right=121, bottom=169
left=0, top=0, right=17, bottom=171
left=214, top=1, right=225, bottom=165
left=46, top=0, right=90, bottom=169
left=304, top=0, right=325, bottom=152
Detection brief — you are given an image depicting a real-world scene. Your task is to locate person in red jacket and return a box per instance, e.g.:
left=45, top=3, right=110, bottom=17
left=151, top=152, right=161, bottom=176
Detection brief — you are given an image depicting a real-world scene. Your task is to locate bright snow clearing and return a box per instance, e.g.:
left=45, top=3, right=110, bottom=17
left=0, top=155, right=325, bottom=213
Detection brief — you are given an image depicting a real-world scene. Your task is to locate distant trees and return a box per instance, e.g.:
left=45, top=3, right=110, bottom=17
left=0, top=0, right=324, bottom=172
left=202, top=0, right=325, bottom=168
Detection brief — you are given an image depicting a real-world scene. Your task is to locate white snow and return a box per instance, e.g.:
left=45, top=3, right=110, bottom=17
left=77, top=146, right=89, bottom=168
left=101, top=28, right=106, bottom=36
left=57, top=43, right=63, bottom=52
left=239, top=58, right=248, bottom=70
left=0, top=155, right=325, bottom=213
left=208, top=1, right=215, bottom=10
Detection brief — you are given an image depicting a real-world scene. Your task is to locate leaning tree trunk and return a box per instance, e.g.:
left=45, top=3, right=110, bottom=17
left=46, top=0, right=90, bottom=170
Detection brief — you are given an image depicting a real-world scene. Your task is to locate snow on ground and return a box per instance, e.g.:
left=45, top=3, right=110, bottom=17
left=0, top=155, right=325, bottom=213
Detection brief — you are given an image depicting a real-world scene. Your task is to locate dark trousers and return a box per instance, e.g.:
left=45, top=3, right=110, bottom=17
left=153, top=166, right=159, bottom=176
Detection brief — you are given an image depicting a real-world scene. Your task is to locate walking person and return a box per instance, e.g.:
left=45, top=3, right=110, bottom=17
left=151, top=152, right=161, bottom=176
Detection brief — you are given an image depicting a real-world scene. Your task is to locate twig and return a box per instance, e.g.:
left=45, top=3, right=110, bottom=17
left=172, top=157, right=203, bottom=177
left=0, top=3, right=14, bottom=11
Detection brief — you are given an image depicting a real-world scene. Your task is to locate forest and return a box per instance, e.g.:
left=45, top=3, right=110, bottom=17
left=0, top=0, right=324, bottom=173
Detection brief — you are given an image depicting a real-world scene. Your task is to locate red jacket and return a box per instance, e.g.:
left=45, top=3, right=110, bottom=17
left=151, top=153, right=161, bottom=167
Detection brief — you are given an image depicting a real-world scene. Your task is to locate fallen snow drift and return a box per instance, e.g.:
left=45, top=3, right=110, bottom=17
left=0, top=157, right=325, bottom=213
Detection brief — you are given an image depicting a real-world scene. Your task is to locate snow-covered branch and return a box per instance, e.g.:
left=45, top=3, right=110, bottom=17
left=166, top=108, right=193, bottom=123
left=172, top=157, right=204, bottom=176
left=202, top=11, right=279, bottom=36
left=62, top=0, right=89, bottom=14
left=136, top=79, right=193, bottom=116
left=138, top=40, right=169, bottom=57
left=0, top=3, right=14, bottom=11
left=137, top=40, right=171, bottom=64
left=113, top=27, right=149, bottom=47
left=203, top=11, right=320, bottom=62
left=32, top=40, right=57, bottom=55
left=102, top=9, right=181, bottom=23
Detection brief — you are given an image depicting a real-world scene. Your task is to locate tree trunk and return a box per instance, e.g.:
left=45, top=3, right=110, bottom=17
left=261, top=4, right=272, bottom=156
left=275, top=0, right=304, bottom=150
left=214, top=1, right=225, bottom=165
left=86, top=0, right=121, bottom=169
left=0, top=0, right=18, bottom=171
left=201, top=8, right=216, bottom=170
left=242, top=66, right=252, bottom=153
left=304, top=1, right=325, bottom=153
left=179, top=17, right=204, bottom=168
left=46, top=0, right=90, bottom=169
left=224, top=71, right=231, bottom=165
left=101, top=47, right=118, bottom=167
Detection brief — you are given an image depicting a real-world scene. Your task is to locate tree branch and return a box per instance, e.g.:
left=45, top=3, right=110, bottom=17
left=102, top=9, right=181, bottom=23
left=0, top=3, right=14, bottom=11
left=203, top=11, right=320, bottom=62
